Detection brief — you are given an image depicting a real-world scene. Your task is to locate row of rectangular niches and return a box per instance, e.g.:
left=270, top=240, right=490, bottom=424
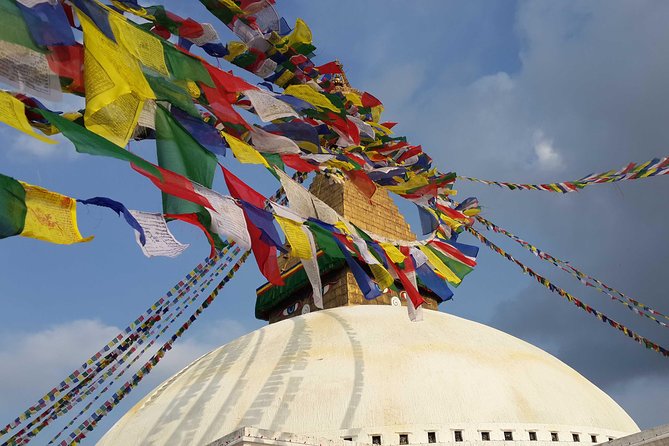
left=341, top=431, right=618, bottom=444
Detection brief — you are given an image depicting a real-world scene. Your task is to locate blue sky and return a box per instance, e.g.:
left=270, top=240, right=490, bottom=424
left=1, top=1, right=669, bottom=443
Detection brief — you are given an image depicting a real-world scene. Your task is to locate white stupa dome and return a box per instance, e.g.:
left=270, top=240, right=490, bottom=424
left=97, top=306, right=639, bottom=446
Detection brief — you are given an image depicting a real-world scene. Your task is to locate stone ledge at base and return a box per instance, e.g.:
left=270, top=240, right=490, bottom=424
left=603, top=424, right=669, bottom=446
left=205, top=427, right=370, bottom=446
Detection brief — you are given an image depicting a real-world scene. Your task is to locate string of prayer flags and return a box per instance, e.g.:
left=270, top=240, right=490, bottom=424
left=459, top=156, right=669, bottom=192
left=6, top=246, right=241, bottom=444
left=44, top=245, right=242, bottom=446
left=466, top=225, right=669, bottom=357
left=60, top=250, right=252, bottom=446
left=475, top=215, right=669, bottom=328
left=0, top=173, right=92, bottom=244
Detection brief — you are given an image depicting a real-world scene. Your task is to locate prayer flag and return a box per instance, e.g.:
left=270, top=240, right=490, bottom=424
left=243, top=89, right=298, bottom=122
left=415, top=263, right=454, bottom=302
left=0, top=173, right=92, bottom=244
left=0, top=173, right=27, bottom=239
left=78, top=10, right=155, bottom=147
left=418, top=245, right=461, bottom=286
left=283, top=85, right=340, bottom=113
left=221, top=165, right=266, bottom=208
left=192, top=185, right=251, bottom=250
left=37, top=109, right=161, bottom=179
left=274, top=216, right=311, bottom=259
left=16, top=0, right=76, bottom=47
left=78, top=197, right=145, bottom=245
left=222, top=132, right=270, bottom=167
left=171, top=107, right=227, bottom=157
left=155, top=105, right=216, bottom=215
left=128, top=210, right=189, bottom=257
left=0, top=92, right=55, bottom=144
left=249, top=126, right=300, bottom=154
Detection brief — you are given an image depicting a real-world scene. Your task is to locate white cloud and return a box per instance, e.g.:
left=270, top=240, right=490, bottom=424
left=532, top=130, right=564, bottom=170
left=0, top=317, right=252, bottom=434
left=2, top=128, right=78, bottom=161
left=0, top=320, right=120, bottom=419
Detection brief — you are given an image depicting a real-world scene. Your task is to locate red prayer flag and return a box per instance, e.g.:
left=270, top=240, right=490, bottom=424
left=220, top=164, right=266, bottom=208
left=131, top=163, right=214, bottom=211
left=316, top=61, right=343, bottom=74
left=281, top=154, right=319, bottom=172
left=165, top=213, right=217, bottom=258
left=245, top=212, right=284, bottom=285
left=345, top=169, right=376, bottom=200
left=46, top=45, right=84, bottom=94
left=361, top=92, right=382, bottom=108
left=179, top=18, right=205, bottom=39
left=386, top=252, right=425, bottom=309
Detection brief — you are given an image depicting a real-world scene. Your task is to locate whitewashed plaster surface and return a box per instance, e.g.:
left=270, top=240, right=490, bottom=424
left=97, top=306, right=639, bottom=446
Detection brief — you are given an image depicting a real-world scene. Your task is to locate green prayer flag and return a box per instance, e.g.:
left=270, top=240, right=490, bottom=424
left=145, top=73, right=200, bottom=118
left=425, top=245, right=473, bottom=286
left=0, top=173, right=27, bottom=239
left=155, top=105, right=216, bottom=215
left=0, top=1, right=42, bottom=52
left=305, top=221, right=344, bottom=259
left=163, top=43, right=214, bottom=88
left=37, top=110, right=162, bottom=179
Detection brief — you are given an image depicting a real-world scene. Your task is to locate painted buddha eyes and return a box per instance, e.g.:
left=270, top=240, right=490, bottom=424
left=283, top=302, right=300, bottom=316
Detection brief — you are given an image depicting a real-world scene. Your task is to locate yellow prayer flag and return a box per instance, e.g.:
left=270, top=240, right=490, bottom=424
left=275, top=215, right=312, bottom=259
left=283, top=85, right=340, bottom=113
left=371, top=104, right=384, bottom=123
left=111, top=13, right=169, bottom=76
left=79, top=10, right=155, bottom=147
left=418, top=245, right=461, bottom=285
left=334, top=221, right=350, bottom=235
left=368, top=121, right=392, bottom=135
left=437, top=214, right=463, bottom=232
left=385, top=173, right=430, bottom=193
left=369, top=263, right=395, bottom=289
left=275, top=70, right=295, bottom=88
left=222, top=132, right=270, bottom=167
left=19, top=182, right=93, bottom=244
left=276, top=18, right=312, bottom=53
left=380, top=242, right=406, bottom=264
left=219, top=0, right=245, bottom=14
left=344, top=91, right=363, bottom=107
left=327, top=159, right=356, bottom=171
left=224, top=41, right=249, bottom=62
left=0, top=92, right=55, bottom=144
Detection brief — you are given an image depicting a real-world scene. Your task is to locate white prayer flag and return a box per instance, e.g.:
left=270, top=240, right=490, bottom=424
left=129, top=211, right=189, bottom=258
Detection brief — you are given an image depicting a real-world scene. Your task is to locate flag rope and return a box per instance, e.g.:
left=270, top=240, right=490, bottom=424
left=7, top=246, right=240, bottom=445
left=475, top=215, right=669, bottom=327
left=458, top=156, right=669, bottom=193
left=464, top=225, right=669, bottom=357
left=0, top=253, right=222, bottom=439
left=45, top=246, right=242, bottom=445
left=62, top=251, right=251, bottom=446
